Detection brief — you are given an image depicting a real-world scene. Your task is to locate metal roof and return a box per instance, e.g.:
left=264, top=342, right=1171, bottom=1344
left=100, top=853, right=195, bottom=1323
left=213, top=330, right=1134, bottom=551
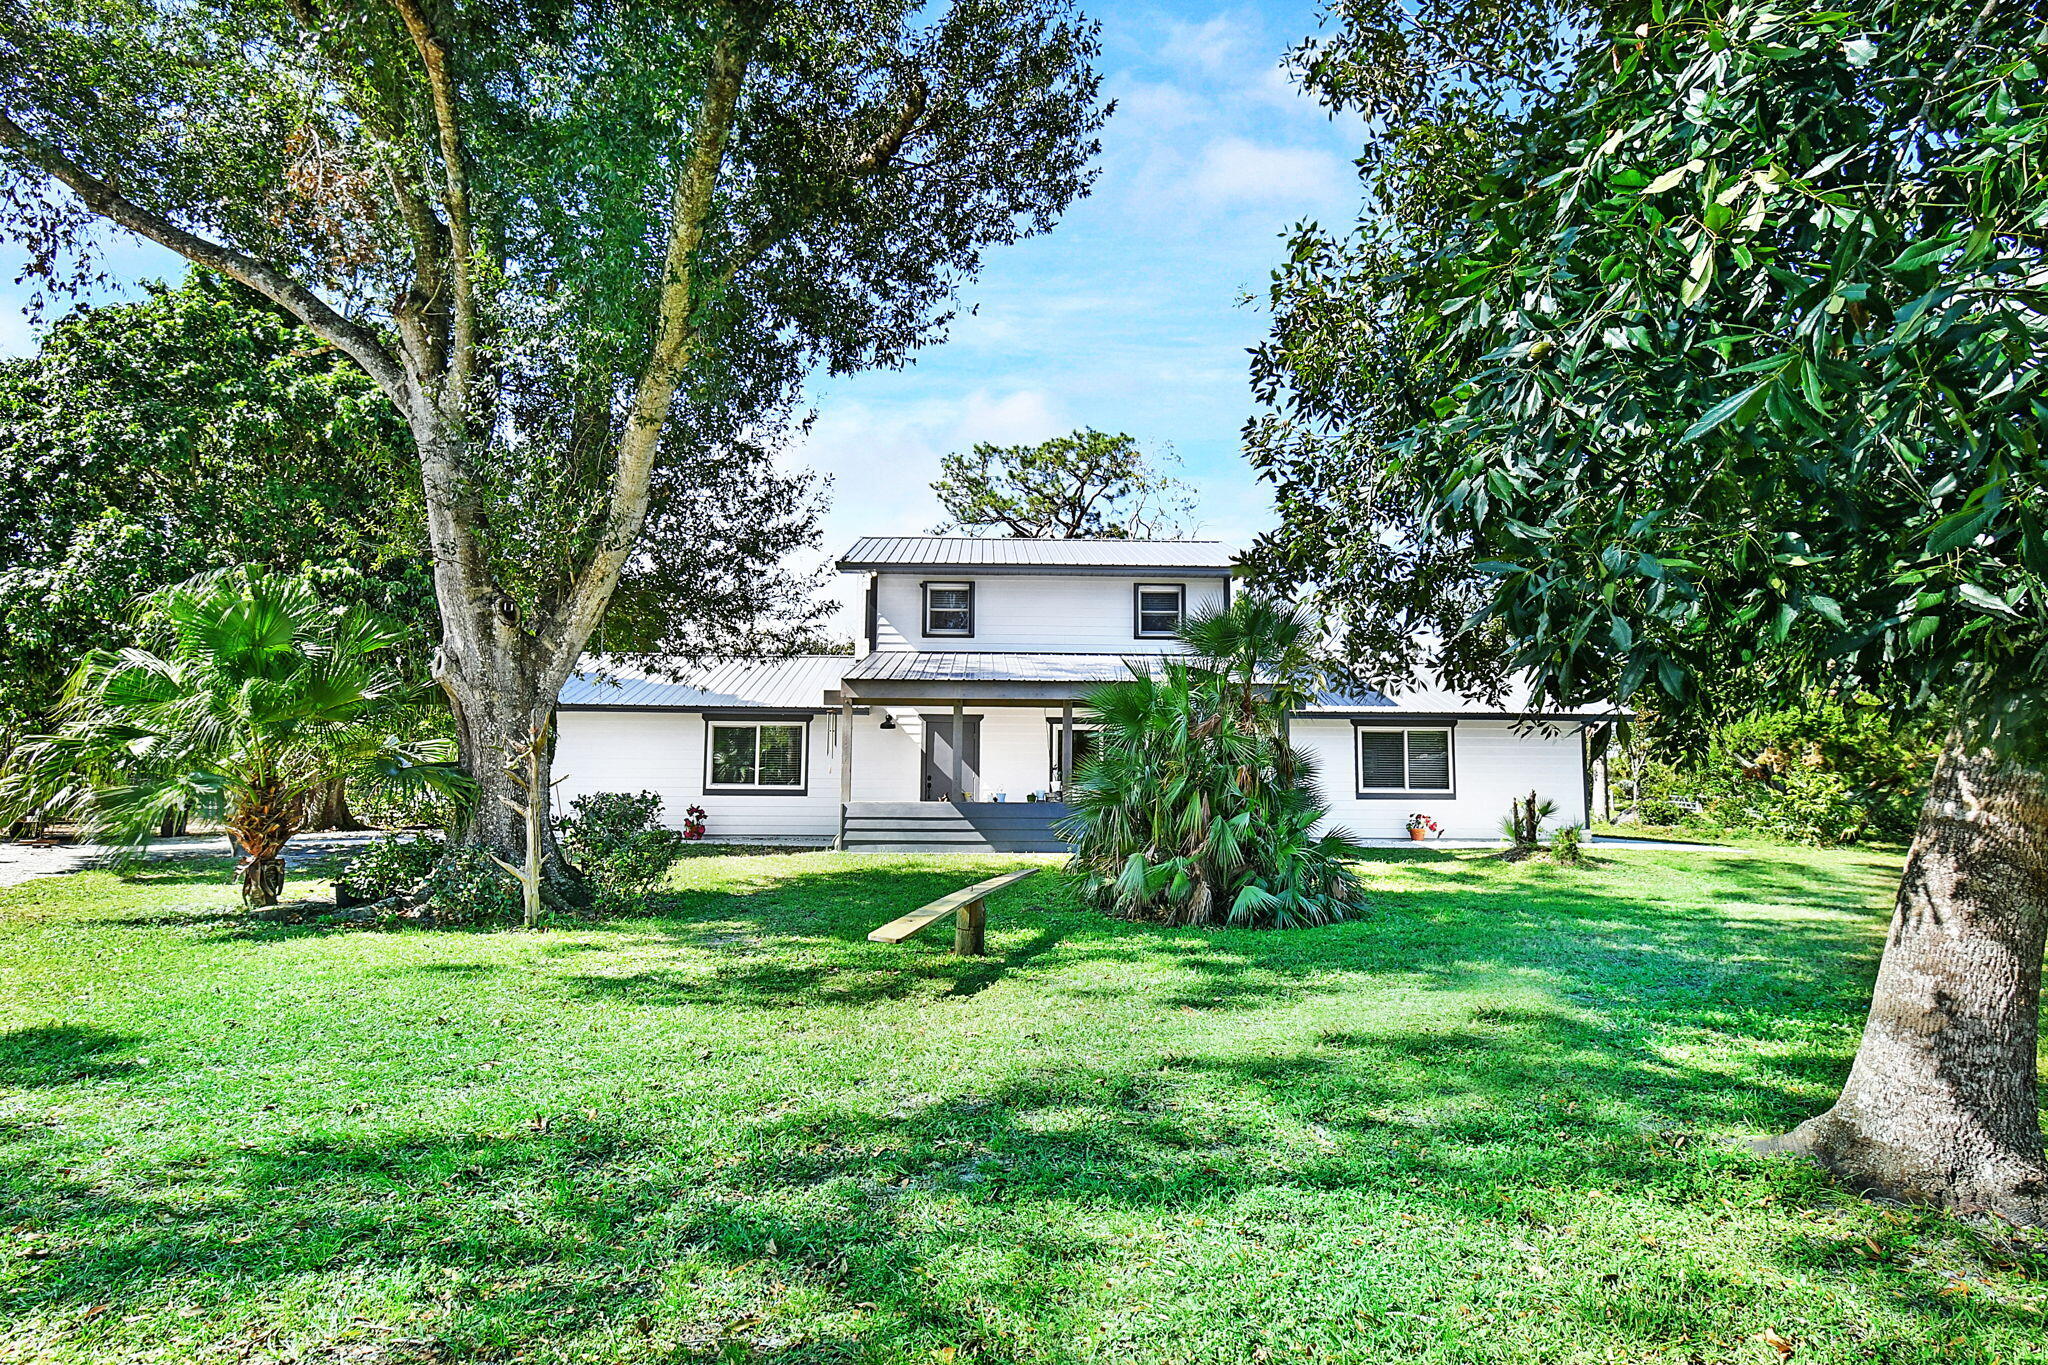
left=836, top=536, right=1237, bottom=572
left=559, top=656, right=844, bottom=711
left=843, top=651, right=1166, bottom=684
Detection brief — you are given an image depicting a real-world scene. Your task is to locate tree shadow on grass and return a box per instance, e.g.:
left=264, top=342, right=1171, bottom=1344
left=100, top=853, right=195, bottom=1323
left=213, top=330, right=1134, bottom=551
left=0, top=1024, right=142, bottom=1087
left=6, top=999, right=2034, bottom=1363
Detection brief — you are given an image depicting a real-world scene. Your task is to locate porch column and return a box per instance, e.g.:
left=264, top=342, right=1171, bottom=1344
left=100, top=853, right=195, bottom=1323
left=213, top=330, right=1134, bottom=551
left=951, top=701, right=965, bottom=802
left=836, top=696, right=853, bottom=849
left=1060, top=702, right=1075, bottom=801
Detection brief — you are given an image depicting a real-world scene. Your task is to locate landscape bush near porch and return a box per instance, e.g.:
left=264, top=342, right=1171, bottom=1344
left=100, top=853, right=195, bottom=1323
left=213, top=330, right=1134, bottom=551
left=1061, top=599, right=1369, bottom=928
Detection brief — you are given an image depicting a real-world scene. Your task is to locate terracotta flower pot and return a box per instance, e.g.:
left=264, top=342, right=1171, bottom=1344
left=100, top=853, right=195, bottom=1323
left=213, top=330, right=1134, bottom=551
left=1408, top=827, right=1428, bottom=841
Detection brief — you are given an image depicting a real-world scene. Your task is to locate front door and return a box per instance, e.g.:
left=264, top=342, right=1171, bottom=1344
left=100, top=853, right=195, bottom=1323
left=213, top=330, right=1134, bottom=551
left=922, top=716, right=981, bottom=802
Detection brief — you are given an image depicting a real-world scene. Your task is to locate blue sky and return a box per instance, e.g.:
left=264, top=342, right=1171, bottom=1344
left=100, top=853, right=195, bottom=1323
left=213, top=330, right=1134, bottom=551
left=0, top=2, right=1362, bottom=623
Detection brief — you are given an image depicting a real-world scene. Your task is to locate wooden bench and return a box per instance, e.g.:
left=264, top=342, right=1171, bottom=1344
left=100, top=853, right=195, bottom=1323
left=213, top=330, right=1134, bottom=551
left=867, top=869, right=1038, bottom=956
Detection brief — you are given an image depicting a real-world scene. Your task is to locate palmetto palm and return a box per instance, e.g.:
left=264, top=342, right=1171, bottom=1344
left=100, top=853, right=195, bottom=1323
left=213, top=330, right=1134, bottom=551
left=1060, top=596, right=1370, bottom=929
left=2, top=568, right=466, bottom=906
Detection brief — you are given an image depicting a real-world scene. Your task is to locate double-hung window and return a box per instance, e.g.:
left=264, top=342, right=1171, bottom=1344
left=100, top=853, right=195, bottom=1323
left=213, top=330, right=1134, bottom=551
left=923, top=581, right=974, bottom=637
left=706, top=719, right=807, bottom=793
left=1355, top=725, right=1454, bottom=796
left=1134, top=583, right=1185, bottom=638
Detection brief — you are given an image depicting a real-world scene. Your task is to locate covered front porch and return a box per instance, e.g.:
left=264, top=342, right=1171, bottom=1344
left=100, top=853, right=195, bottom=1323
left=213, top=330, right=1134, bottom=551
left=831, top=651, right=1148, bottom=852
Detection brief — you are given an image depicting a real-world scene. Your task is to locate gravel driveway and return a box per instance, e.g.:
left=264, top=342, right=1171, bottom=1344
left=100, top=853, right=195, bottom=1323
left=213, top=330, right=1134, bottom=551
left=0, top=830, right=396, bottom=888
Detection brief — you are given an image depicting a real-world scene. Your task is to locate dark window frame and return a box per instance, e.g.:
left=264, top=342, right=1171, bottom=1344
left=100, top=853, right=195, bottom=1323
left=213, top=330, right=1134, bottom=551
left=921, top=580, right=976, bottom=638
left=703, top=717, right=810, bottom=795
left=1133, top=582, right=1187, bottom=638
left=1351, top=721, right=1457, bottom=799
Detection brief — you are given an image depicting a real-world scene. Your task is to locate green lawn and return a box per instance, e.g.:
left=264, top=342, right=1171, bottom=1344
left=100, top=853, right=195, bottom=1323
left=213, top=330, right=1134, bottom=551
left=1, top=846, right=2042, bottom=1364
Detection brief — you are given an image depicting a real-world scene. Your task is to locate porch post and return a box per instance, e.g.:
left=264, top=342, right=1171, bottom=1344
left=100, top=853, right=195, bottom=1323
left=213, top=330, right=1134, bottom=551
left=951, top=701, right=965, bottom=802
left=1060, top=702, right=1075, bottom=801
left=837, top=696, right=853, bottom=849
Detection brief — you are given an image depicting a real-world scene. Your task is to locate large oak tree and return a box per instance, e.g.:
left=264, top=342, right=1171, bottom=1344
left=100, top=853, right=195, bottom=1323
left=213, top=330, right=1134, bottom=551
left=0, top=0, right=1107, bottom=872
left=1250, top=0, right=2048, bottom=1222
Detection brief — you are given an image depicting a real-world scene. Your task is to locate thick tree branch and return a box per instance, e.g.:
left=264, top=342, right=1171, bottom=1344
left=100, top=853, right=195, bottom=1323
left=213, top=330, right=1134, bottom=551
left=388, top=0, right=480, bottom=413
left=0, top=111, right=414, bottom=407
left=544, top=13, right=756, bottom=671
left=850, top=77, right=928, bottom=175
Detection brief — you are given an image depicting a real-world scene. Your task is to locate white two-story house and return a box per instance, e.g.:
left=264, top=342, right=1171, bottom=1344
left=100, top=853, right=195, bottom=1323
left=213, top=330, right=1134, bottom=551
left=553, top=536, right=1613, bottom=851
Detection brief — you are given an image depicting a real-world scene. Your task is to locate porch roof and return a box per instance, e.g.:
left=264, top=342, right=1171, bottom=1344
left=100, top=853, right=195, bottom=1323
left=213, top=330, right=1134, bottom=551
left=836, top=535, right=1237, bottom=574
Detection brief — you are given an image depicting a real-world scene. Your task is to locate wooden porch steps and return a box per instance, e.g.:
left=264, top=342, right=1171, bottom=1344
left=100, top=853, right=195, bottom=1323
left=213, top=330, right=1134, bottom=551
left=840, top=801, right=1071, bottom=855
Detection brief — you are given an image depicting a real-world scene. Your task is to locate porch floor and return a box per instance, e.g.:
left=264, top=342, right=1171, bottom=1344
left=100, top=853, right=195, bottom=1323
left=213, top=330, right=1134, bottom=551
left=840, top=801, right=1071, bottom=855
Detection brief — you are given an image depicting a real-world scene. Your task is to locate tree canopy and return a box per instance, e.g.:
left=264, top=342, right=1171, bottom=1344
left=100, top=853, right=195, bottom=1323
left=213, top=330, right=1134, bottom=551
left=0, top=271, right=431, bottom=750
left=931, top=428, right=1195, bottom=538
left=0, top=0, right=1111, bottom=863
left=1248, top=0, right=2048, bottom=1224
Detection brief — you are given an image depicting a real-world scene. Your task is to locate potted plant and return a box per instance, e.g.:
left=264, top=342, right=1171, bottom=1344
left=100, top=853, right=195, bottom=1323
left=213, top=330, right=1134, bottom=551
left=1406, top=813, right=1441, bottom=841
left=683, top=805, right=707, bottom=841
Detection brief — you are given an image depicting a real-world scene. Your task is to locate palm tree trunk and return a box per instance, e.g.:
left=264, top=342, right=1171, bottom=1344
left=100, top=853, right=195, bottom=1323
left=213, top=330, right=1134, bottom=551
left=231, top=785, right=298, bottom=908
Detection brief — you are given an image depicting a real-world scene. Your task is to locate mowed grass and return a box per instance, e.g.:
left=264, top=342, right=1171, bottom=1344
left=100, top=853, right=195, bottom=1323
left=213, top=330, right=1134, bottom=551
left=0, top=846, right=2043, bottom=1364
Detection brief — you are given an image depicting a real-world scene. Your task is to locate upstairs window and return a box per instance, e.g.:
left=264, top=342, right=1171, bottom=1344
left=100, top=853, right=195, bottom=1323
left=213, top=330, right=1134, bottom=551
left=1356, top=726, right=1455, bottom=795
left=1134, top=583, right=1186, bottom=637
left=923, top=581, right=975, bottom=637
left=707, top=720, right=807, bottom=792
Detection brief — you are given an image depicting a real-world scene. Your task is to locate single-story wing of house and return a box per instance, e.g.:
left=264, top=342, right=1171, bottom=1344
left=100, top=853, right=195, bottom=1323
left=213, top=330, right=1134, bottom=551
left=554, top=536, right=1620, bottom=852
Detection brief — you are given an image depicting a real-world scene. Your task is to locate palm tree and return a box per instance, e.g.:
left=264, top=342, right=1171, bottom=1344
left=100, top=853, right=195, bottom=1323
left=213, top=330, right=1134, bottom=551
left=1, top=568, right=466, bottom=906
left=1060, top=595, right=1371, bottom=929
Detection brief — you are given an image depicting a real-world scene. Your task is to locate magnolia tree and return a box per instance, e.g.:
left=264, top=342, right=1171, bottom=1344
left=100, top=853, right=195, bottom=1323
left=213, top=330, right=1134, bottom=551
left=0, top=0, right=1107, bottom=885
left=1249, top=0, right=2048, bottom=1222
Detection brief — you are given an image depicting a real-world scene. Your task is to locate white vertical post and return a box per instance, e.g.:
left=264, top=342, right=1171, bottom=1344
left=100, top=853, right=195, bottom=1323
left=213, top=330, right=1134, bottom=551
left=837, top=696, right=853, bottom=849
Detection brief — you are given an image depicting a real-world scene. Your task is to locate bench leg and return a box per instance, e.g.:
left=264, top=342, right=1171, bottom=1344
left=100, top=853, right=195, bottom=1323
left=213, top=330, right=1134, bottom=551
left=953, top=897, right=986, bottom=956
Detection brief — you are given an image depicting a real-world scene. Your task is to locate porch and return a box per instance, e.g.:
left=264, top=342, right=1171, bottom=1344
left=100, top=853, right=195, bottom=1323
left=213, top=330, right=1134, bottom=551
left=832, top=651, right=1150, bottom=850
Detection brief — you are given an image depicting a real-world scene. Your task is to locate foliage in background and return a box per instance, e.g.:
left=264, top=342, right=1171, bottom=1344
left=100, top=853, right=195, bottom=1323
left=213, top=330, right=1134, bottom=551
left=1061, top=598, right=1370, bottom=928
left=556, top=791, right=685, bottom=915
left=0, top=271, right=432, bottom=753
left=1620, top=698, right=1939, bottom=844
left=931, top=429, right=1196, bottom=539
left=0, top=568, right=466, bottom=905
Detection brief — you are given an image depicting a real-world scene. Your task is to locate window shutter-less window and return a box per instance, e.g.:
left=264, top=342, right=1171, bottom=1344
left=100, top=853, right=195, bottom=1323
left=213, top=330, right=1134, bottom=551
left=1406, top=730, right=1452, bottom=789
left=1358, top=730, right=1406, bottom=789
left=756, top=724, right=804, bottom=787
left=926, top=584, right=972, bottom=635
left=1137, top=585, right=1184, bottom=635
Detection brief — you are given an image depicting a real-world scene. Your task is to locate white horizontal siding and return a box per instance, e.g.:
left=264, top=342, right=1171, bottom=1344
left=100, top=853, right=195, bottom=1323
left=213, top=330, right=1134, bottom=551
left=554, top=711, right=838, bottom=843
left=556, top=711, right=1590, bottom=845
left=870, top=574, right=1228, bottom=653
left=1293, top=718, right=1590, bottom=840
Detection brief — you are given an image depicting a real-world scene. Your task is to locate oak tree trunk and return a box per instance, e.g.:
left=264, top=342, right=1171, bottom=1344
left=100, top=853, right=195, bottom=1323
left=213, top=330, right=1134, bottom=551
left=307, top=776, right=367, bottom=832
left=1760, top=693, right=2048, bottom=1226
left=433, top=618, right=587, bottom=912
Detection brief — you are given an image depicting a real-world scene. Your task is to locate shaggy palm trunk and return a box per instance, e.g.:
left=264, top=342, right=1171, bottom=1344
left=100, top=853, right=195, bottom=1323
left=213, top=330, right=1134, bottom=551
left=231, top=785, right=297, bottom=908
left=1761, top=693, right=2048, bottom=1226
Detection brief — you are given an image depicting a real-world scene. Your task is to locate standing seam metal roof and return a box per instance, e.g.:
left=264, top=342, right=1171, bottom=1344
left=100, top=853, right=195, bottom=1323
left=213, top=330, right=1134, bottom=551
left=559, top=656, right=844, bottom=710
left=836, top=536, right=1237, bottom=571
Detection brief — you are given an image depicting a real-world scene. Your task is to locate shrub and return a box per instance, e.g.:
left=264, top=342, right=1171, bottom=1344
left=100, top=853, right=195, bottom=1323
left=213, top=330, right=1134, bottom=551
left=1550, top=823, right=1585, bottom=867
left=556, top=790, right=682, bottom=913
left=1061, top=597, right=1370, bottom=929
left=337, top=833, right=445, bottom=903
left=415, top=841, right=521, bottom=925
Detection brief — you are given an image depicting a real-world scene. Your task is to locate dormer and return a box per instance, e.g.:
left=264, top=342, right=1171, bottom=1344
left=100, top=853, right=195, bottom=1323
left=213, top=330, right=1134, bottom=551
left=835, top=537, right=1237, bottom=656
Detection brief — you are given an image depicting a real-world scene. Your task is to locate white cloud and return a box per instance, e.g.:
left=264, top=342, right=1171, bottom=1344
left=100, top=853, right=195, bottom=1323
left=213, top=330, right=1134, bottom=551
left=1156, top=10, right=1263, bottom=76
left=1187, top=136, right=1351, bottom=209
